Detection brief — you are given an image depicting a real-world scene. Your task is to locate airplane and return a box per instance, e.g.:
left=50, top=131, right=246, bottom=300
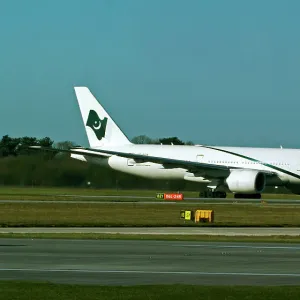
left=30, top=87, right=300, bottom=199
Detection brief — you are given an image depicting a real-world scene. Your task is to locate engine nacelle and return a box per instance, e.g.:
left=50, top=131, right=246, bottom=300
left=225, top=170, right=266, bottom=194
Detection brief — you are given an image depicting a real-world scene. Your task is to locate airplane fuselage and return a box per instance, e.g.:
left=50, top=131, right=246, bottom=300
left=73, top=144, right=300, bottom=188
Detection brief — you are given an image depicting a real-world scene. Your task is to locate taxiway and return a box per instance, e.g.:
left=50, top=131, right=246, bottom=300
left=0, top=239, right=299, bottom=285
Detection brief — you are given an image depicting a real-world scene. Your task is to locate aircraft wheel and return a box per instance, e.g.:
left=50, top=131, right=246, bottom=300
left=234, top=193, right=261, bottom=199
left=219, top=191, right=227, bottom=198
left=199, top=191, right=205, bottom=198
left=199, top=191, right=227, bottom=198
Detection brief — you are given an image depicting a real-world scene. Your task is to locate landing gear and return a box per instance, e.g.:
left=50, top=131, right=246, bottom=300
left=234, top=193, right=261, bottom=199
left=199, top=190, right=227, bottom=198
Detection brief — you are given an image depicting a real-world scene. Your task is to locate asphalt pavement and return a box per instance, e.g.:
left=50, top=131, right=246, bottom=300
left=0, top=227, right=300, bottom=236
left=0, top=239, right=299, bottom=285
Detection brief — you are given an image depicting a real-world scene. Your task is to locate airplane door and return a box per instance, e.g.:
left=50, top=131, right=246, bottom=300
left=127, top=159, right=135, bottom=166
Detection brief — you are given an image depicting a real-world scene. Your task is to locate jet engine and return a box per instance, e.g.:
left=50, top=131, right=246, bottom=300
left=225, top=169, right=266, bottom=194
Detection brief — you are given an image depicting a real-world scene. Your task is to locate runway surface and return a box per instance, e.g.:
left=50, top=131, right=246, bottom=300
left=54, top=194, right=300, bottom=204
left=0, top=239, right=300, bottom=285
left=0, top=227, right=300, bottom=236
left=1, top=196, right=300, bottom=204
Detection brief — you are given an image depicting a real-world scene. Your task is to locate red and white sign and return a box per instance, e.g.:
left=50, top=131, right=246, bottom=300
left=164, top=193, right=184, bottom=201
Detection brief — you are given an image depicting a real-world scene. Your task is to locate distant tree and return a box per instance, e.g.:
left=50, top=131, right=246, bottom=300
left=20, top=136, right=38, bottom=146
left=15, top=136, right=38, bottom=155
left=38, top=137, right=53, bottom=148
left=132, top=135, right=194, bottom=145
left=159, top=137, right=185, bottom=145
left=53, top=141, right=79, bottom=159
left=54, top=141, right=78, bottom=150
left=0, top=133, right=200, bottom=190
left=0, top=135, right=42, bottom=157
left=0, top=135, right=20, bottom=157
left=131, top=135, right=157, bottom=144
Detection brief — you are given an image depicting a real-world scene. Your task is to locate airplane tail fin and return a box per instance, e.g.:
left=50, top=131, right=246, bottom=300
left=74, top=87, right=131, bottom=148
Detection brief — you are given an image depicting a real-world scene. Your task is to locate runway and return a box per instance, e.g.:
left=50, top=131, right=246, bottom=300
left=1, top=196, right=300, bottom=205
left=0, top=239, right=300, bottom=285
left=55, top=194, right=300, bottom=204
left=0, top=227, right=300, bottom=236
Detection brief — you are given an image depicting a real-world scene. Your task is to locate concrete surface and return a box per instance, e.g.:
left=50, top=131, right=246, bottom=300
left=0, top=227, right=299, bottom=236
left=0, top=239, right=300, bottom=285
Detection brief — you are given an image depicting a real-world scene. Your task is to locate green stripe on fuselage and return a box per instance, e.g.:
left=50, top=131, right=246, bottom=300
left=201, top=145, right=300, bottom=180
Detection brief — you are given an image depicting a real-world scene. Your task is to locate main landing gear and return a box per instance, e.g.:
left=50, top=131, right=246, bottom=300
left=199, top=190, right=227, bottom=198
left=199, top=190, right=262, bottom=199
left=234, top=193, right=261, bottom=199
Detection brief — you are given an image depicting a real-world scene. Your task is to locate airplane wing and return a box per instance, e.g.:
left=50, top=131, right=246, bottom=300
left=82, top=147, right=276, bottom=177
left=29, top=146, right=276, bottom=178
left=86, top=148, right=229, bottom=172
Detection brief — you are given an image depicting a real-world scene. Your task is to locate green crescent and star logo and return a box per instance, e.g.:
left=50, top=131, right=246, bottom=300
left=86, top=110, right=108, bottom=141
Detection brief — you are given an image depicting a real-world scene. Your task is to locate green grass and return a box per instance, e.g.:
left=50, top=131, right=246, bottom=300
left=0, top=282, right=300, bottom=300
left=0, top=195, right=155, bottom=201
left=0, top=186, right=299, bottom=201
left=1, top=233, right=300, bottom=243
left=0, top=202, right=300, bottom=227
left=0, top=187, right=196, bottom=201
left=0, top=186, right=198, bottom=197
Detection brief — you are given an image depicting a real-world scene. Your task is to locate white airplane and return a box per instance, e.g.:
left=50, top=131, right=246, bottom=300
left=31, top=87, right=300, bottom=199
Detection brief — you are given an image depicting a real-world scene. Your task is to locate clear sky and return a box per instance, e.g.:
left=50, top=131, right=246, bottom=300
left=0, top=0, right=300, bottom=148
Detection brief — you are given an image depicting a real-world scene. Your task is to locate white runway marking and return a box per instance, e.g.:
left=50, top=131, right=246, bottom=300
left=175, top=244, right=300, bottom=250
left=0, top=227, right=300, bottom=236
left=1, top=268, right=300, bottom=277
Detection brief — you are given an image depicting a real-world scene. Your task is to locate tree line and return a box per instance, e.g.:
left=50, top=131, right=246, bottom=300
left=131, top=135, right=194, bottom=146
left=0, top=134, right=286, bottom=193
left=0, top=134, right=202, bottom=190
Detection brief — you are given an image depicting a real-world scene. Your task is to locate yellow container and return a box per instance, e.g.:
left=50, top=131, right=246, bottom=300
left=180, top=210, right=192, bottom=220
left=184, top=210, right=192, bottom=220
left=180, top=210, right=185, bottom=219
left=194, top=210, right=214, bottom=223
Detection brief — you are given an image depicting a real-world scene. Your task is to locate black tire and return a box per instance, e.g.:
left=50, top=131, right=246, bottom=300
left=199, top=191, right=227, bottom=199
left=199, top=191, right=206, bottom=198
left=206, top=191, right=213, bottom=198
left=234, top=193, right=261, bottom=199
left=220, top=191, right=227, bottom=198
left=213, top=191, right=221, bottom=198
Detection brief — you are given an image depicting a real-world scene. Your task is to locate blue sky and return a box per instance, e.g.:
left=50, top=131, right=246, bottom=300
left=0, top=0, right=300, bottom=148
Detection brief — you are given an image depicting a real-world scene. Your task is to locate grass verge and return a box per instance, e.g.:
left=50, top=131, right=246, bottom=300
left=0, top=187, right=199, bottom=197
left=0, top=233, right=300, bottom=243
left=0, top=282, right=300, bottom=300
left=0, top=186, right=299, bottom=201
left=1, top=202, right=300, bottom=227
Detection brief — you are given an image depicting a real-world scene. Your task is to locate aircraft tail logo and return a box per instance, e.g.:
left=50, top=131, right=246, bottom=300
left=86, top=110, right=108, bottom=141
left=74, top=87, right=131, bottom=147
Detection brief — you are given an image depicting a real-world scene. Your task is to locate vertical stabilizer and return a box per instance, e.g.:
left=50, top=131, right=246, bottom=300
left=74, top=87, right=131, bottom=148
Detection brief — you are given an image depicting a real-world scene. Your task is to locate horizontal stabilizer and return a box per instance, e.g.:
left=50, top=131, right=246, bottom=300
left=28, top=146, right=110, bottom=158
